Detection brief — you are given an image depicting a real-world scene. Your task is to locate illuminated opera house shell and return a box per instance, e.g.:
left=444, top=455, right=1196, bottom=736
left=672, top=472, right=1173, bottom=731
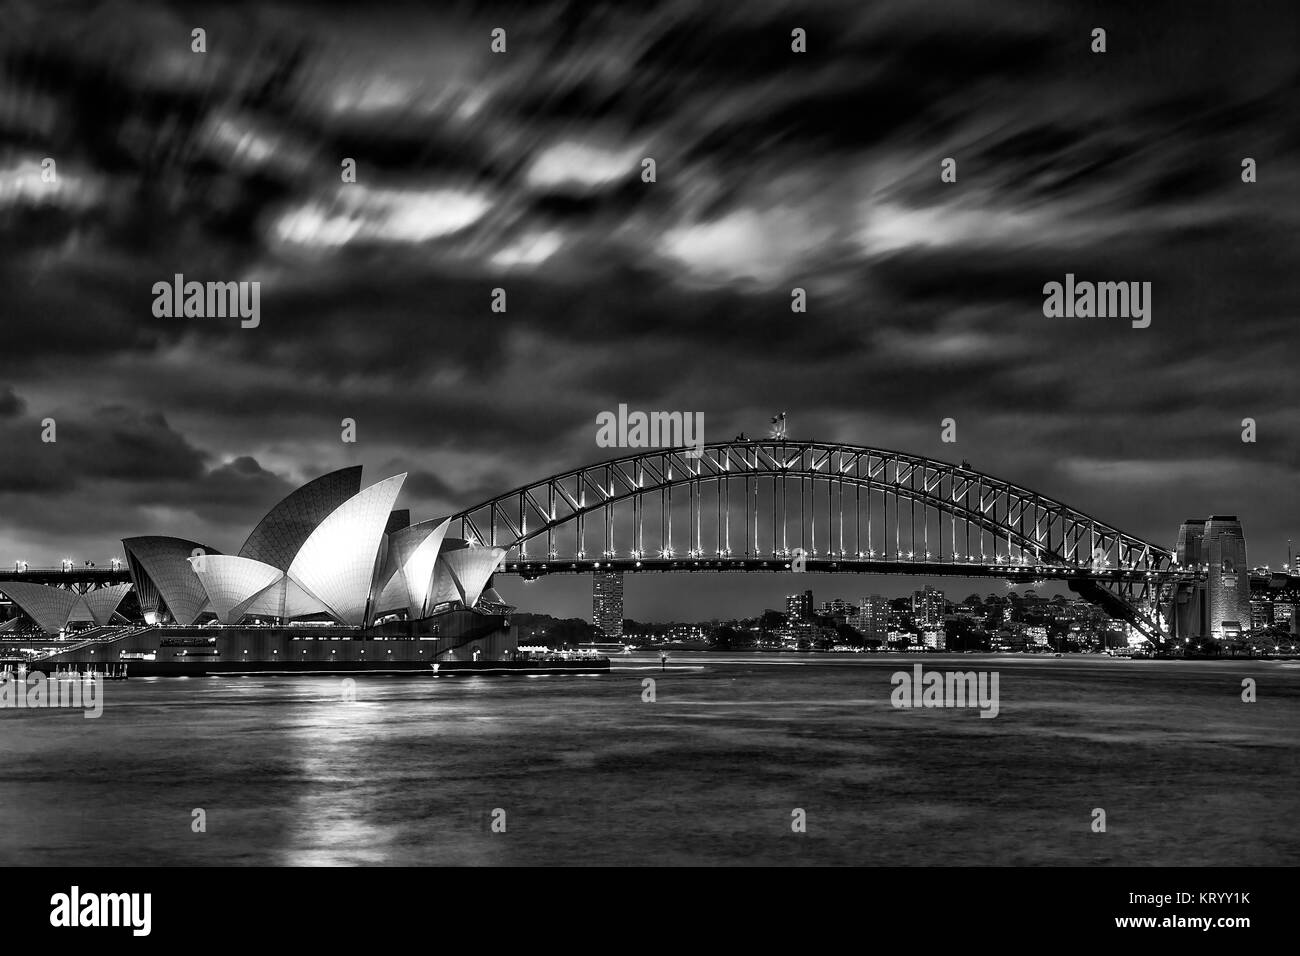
left=122, top=535, right=219, bottom=626
left=128, top=467, right=503, bottom=628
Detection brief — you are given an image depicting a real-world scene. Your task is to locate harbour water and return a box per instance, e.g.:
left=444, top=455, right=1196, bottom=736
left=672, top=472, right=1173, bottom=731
left=1, top=652, right=1297, bottom=866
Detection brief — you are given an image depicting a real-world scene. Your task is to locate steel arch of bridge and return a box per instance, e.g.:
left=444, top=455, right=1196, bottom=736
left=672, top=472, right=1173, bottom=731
left=450, top=441, right=1190, bottom=643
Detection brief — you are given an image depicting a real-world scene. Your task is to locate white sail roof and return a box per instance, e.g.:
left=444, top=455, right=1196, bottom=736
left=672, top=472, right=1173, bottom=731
left=287, top=474, right=406, bottom=625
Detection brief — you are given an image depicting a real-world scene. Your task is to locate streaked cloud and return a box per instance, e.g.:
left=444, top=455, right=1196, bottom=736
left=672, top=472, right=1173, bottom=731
left=526, top=140, right=643, bottom=192
left=271, top=185, right=493, bottom=247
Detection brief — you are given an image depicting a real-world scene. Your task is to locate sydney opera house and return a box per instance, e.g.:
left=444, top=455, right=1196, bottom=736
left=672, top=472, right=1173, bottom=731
left=119, top=467, right=508, bottom=630
left=1, top=468, right=545, bottom=675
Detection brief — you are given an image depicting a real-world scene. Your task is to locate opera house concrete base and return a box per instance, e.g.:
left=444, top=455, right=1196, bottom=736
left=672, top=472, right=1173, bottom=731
left=29, top=607, right=608, bottom=677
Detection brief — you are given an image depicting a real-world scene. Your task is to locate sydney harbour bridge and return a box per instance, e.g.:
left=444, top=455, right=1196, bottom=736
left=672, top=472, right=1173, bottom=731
left=2, top=441, right=1221, bottom=647
left=447, top=441, right=1209, bottom=647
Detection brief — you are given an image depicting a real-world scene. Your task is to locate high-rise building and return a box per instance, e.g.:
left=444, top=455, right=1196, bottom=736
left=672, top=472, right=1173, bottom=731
left=858, top=595, right=889, bottom=641
left=1250, top=594, right=1274, bottom=630
left=593, top=571, right=624, bottom=639
left=819, top=598, right=854, bottom=619
left=787, top=589, right=814, bottom=621
left=912, top=585, right=945, bottom=627
left=1248, top=573, right=1300, bottom=636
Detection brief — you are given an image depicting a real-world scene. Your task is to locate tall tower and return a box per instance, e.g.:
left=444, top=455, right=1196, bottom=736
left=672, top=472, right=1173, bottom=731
left=592, top=571, right=624, bottom=639
left=1202, top=516, right=1250, bottom=640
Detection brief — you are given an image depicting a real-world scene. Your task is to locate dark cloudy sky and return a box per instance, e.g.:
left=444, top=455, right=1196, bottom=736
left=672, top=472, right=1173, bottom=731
left=1, top=0, right=1296, bottom=621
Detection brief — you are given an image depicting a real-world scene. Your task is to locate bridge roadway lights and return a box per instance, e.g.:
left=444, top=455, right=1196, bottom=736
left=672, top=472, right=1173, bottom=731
left=503, top=558, right=1196, bottom=633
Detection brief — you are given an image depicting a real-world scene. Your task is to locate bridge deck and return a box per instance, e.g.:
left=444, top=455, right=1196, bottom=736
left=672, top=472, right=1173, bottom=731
left=504, top=556, right=1204, bottom=583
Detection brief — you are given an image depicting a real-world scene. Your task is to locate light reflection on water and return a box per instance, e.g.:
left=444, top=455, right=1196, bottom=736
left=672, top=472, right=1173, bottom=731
left=1, top=653, right=1297, bottom=866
